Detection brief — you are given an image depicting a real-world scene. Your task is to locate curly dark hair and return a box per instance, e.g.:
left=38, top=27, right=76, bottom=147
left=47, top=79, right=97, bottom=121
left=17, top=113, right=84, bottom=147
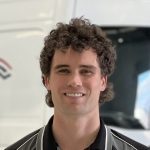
left=40, top=17, right=117, bottom=107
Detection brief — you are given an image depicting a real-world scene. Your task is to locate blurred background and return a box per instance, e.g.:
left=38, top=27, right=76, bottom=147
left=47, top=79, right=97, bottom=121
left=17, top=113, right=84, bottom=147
left=0, top=0, right=150, bottom=148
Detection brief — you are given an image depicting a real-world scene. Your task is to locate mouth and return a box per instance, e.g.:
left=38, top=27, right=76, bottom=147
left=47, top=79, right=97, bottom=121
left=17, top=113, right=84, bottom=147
left=64, top=92, right=85, bottom=97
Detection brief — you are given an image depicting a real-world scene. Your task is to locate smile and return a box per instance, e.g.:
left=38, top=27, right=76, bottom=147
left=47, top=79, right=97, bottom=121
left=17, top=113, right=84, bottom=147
left=64, top=93, right=85, bottom=97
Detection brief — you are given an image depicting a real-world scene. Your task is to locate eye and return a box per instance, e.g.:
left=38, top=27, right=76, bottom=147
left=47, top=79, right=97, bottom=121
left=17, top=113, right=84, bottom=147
left=57, top=68, right=70, bottom=74
left=80, top=69, right=94, bottom=76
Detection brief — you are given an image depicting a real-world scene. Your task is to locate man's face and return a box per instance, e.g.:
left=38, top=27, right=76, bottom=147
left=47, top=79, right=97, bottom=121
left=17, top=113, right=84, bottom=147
left=45, top=48, right=107, bottom=116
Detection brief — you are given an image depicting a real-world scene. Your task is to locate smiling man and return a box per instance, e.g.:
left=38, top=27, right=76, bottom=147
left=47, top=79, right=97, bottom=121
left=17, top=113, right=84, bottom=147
left=5, top=17, right=149, bottom=150
left=45, top=49, right=106, bottom=117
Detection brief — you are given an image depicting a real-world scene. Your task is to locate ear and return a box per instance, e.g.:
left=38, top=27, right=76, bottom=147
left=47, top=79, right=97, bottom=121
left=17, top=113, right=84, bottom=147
left=43, top=75, right=51, bottom=90
left=100, top=75, right=107, bottom=91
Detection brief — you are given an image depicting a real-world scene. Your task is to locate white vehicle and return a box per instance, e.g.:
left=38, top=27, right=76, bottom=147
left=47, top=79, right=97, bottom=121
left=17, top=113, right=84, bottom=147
left=0, top=0, right=150, bottom=148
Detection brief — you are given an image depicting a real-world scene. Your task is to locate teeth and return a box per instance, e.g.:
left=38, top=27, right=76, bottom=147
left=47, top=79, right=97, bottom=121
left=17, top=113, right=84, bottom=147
left=65, top=93, right=84, bottom=97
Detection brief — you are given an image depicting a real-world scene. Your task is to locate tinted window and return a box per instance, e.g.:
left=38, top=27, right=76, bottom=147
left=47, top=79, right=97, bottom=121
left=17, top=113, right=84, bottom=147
left=101, top=27, right=150, bottom=129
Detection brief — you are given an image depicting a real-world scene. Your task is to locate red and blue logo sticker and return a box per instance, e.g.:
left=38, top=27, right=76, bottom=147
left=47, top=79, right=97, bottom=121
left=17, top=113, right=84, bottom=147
left=0, top=58, right=12, bottom=79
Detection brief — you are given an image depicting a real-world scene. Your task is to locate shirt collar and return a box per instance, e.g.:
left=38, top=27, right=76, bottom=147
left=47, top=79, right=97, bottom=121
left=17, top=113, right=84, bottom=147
left=43, top=116, right=106, bottom=150
left=89, top=119, right=106, bottom=150
left=43, top=116, right=57, bottom=150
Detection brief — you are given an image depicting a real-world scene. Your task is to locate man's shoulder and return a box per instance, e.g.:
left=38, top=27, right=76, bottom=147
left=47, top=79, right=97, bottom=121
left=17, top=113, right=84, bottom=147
left=110, top=129, right=149, bottom=150
left=5, top=128, right=41, bottom=150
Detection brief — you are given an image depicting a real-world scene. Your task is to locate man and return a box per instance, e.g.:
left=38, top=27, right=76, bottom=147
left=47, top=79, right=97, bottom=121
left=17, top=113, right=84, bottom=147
left=5, top=17, right=148, bottom=150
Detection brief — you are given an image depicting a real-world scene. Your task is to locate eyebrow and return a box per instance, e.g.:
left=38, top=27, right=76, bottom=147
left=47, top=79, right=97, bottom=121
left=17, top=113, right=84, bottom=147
left=79, top=65, right=97, bottom=70
left=54, top=65, right=69, bottom=70
left=54, top=64, right=97, bottom=70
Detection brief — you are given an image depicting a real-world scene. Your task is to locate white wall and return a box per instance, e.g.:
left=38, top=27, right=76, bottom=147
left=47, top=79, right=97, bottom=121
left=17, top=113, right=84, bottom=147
left=74, top=0, right=150, bottom=26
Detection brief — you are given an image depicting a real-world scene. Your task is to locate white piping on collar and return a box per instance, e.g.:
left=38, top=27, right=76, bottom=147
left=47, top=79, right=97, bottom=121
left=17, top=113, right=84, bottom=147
left=17, top=133, right=38, bottom=150
left=111, top=131, right=138, bottom=150
left=57, top=147, right=61, bottom=150
left=42, top=126, right=46, bottom=150
left=104, top=125, right=108, bottom=150
left=39, top=126, right=46, bottom=150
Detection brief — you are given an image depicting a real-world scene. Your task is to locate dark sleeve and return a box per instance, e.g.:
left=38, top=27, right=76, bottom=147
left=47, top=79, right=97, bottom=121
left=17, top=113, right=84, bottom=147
left=5, top=129, right=40, bottom=150
left=111, top=129, right=149, bottom=150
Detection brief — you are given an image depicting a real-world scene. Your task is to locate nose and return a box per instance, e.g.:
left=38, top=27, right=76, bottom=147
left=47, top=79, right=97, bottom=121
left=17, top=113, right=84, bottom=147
left=67, top=72, right=82, bottom=87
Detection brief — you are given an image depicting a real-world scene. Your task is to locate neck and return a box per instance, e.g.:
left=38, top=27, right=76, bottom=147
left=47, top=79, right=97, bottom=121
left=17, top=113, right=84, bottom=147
left=52, top=111, right=100, bottom=150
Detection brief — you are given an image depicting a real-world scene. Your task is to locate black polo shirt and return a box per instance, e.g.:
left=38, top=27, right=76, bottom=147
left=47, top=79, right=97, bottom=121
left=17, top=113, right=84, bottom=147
left=43, top=117, right=106, bottom=150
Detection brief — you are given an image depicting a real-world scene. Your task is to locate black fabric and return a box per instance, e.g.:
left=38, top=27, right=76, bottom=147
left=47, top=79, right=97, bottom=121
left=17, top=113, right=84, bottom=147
left=89, top=119, right=106, bottom=150
left=43, top=117, right=58, bottom=150
left=112, top=145, right=117, bottom=150
left=5, top=117, right=149, bottom=150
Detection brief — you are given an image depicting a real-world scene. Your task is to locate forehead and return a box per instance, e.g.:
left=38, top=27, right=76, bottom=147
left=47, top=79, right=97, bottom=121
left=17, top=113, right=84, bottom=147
left=51, top=48, right=99, bottom=67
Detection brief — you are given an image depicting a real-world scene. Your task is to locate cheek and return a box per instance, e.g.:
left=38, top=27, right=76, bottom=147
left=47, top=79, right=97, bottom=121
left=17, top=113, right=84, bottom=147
left=50, top=76, right=66, bottom=91
left=88, top=77, right=105, bottom=94
left=84, top=78, right=100, bottom=92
